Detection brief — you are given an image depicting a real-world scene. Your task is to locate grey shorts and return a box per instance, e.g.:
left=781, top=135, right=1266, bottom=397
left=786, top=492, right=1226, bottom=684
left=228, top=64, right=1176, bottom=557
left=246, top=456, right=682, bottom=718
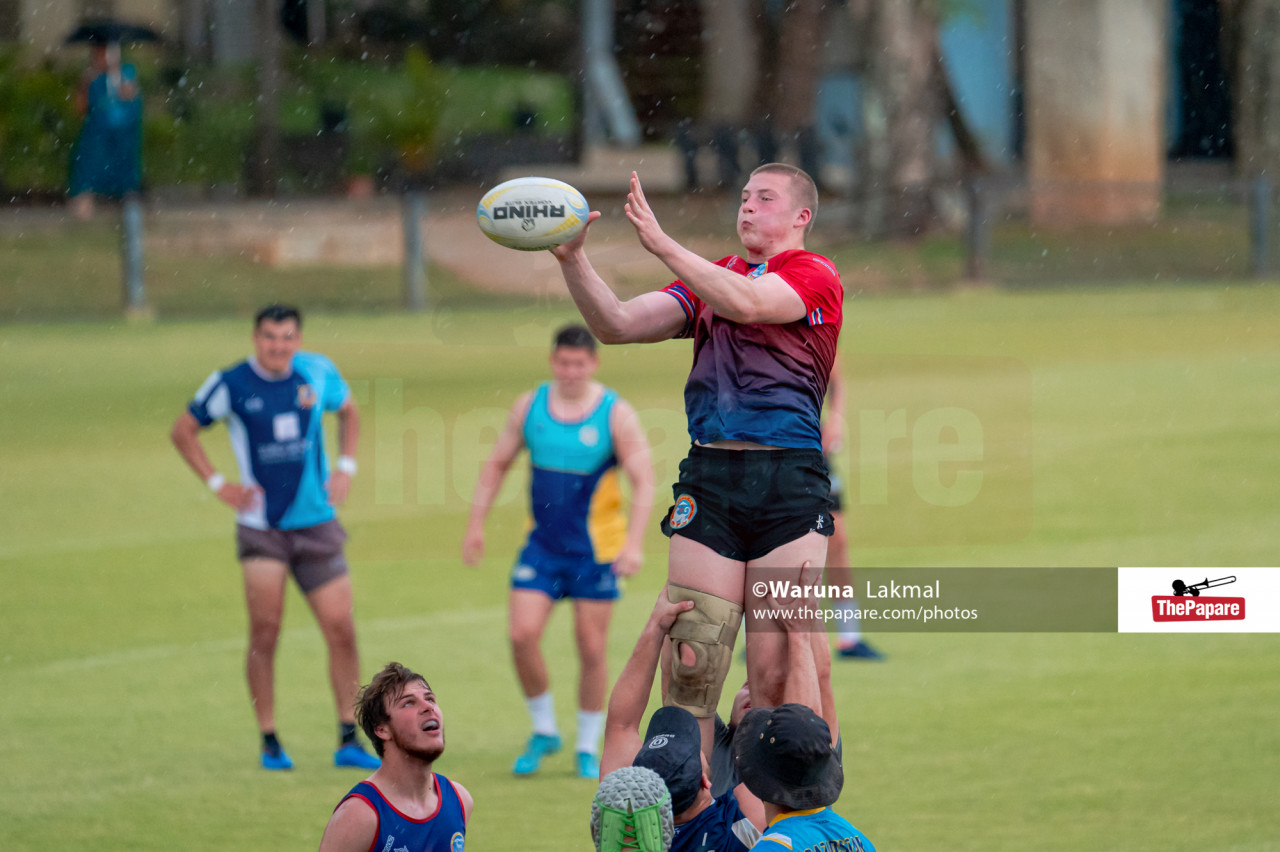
left=235, top=519, right=349, bottom=593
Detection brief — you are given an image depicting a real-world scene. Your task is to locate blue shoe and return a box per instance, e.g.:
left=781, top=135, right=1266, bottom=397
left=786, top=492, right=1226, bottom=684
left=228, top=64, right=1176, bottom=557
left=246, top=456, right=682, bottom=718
left=575, top=751, right=600, bottom=780
left=261, top=748, right=294, bottom=770
left=335, top=743, right=382, bottom=770
left=513, top=733, right=562, bottom=776
left=838, top=641, right=885, bottom=660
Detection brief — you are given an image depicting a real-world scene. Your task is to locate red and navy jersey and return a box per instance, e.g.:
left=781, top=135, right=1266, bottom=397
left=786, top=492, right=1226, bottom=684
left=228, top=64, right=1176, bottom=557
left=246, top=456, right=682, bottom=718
left=338, top=774, right=467, bottom=852
left=662, top=251, right=842, bottom=450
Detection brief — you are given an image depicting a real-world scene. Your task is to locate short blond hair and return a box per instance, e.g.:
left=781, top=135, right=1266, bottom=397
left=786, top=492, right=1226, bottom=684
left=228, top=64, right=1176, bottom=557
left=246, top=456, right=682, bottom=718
left=750, top=163, right=818, bottom=234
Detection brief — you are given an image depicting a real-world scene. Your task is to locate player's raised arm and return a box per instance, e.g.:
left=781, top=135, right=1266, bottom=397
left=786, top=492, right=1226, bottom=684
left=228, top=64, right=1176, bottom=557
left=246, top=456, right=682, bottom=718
left=461, top=392, right=531, bottom=567
left=600, top=587, right=695, bottom=776
left=551, top=210, right=688, bottom=344
left=624, top=171, right=807, bottom=325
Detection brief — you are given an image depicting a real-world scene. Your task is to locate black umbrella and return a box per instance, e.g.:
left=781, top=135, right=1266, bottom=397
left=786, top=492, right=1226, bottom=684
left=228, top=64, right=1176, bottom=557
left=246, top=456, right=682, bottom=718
left=65, top=20, right=161, bottom=46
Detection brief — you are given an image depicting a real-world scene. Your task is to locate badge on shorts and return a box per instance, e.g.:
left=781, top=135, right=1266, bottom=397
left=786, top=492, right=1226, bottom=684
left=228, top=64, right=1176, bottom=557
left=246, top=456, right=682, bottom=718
left=669, top=495, right=697, bottom=530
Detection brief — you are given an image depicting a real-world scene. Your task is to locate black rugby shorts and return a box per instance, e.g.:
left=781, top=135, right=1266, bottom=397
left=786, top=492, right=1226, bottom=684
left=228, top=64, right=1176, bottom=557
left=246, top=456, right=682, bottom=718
left=659, top=446, right=834, bottom=562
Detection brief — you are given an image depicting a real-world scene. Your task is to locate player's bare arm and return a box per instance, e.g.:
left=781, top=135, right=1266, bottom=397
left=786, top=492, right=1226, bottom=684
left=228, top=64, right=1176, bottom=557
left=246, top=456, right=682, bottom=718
left=778, top=560, right=825, bottom=719
left=624, top=171, right=807, bottom=325
left=328, top=399, right=360, bottom=507
left=610, top=399, right=654, bottom=578
left=170, top=411, right=260, bottom=511
left=551, top=210, right=688, bottom=344
left=461, top=392, right=531, bottom=566
left=317, top=796, right=378, bottom=852
left=454, top=781, right=474, bottom=821
left=599, top=587, right=695, bottom=776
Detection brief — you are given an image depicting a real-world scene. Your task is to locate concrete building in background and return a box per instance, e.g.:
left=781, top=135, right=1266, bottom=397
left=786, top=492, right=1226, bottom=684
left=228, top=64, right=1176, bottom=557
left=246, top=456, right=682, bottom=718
left=1024, top=0, right=1167, bottom=225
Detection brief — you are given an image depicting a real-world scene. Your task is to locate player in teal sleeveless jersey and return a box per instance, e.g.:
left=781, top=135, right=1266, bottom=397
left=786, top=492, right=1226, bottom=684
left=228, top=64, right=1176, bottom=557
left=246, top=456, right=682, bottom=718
left=463, top=325, right=654, bottom=779
left=172, top=304, right=380, bottom=771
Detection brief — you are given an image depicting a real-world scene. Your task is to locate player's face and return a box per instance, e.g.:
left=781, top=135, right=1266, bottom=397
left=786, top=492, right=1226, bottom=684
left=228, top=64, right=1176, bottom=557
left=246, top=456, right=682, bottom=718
left=253, top=318, right=301, bottom=375
left=379, top=681, right=445, bottom=763
left=550, top=346, right=598, bottom=394
left=737, top=172, right=808, bottom=258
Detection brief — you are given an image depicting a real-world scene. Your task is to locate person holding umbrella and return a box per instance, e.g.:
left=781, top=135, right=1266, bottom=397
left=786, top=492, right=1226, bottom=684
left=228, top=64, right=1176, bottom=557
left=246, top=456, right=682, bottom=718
left=65, top=21, right=155, bottom=219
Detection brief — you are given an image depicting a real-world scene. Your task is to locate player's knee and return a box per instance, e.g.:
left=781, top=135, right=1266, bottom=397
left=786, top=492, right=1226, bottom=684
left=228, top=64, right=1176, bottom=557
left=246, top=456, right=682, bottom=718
left=509, top=623, right=542, bottom=651
left=248, top=619, right=282, bottom=649
left=663, top=583, right=743, bottom=718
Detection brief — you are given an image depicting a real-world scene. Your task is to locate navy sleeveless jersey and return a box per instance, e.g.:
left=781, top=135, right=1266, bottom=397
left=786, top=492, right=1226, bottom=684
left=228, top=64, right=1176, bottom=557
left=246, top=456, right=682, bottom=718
left=670, top=792, right=760, bottom=852
left=339, top=774, right=467, bottom=852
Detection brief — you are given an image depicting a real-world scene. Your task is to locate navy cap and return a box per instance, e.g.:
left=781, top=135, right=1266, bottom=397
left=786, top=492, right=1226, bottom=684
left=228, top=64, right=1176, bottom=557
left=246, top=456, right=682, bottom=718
left=632, top=706, right=703, bottom=815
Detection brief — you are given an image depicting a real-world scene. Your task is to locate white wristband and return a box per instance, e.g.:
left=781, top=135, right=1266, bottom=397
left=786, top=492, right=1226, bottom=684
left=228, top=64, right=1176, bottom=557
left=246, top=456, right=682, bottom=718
left=336, top=456, right=358, bottom=476
left=206, top=472, right=226, bottom=492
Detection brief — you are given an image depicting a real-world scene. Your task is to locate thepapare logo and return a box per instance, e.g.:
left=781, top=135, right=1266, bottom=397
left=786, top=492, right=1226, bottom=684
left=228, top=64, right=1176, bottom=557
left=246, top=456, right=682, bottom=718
left=1152, top=575, right=1244, bottom=622
left=491, top=202, right=567, bottom=231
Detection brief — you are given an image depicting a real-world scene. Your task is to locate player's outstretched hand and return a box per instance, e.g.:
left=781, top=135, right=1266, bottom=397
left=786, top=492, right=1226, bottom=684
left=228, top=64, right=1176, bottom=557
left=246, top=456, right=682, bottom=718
left=623, top=172, right=672, bottom=257
left=550, top=210, right=602, bottom=262
left=327, top=470, right=352, bottom=506
left=650, top=584, right=696, bottom=633
left=461, top=528, right=485, bottom=567
left=216, top=481, right=261, bottom=513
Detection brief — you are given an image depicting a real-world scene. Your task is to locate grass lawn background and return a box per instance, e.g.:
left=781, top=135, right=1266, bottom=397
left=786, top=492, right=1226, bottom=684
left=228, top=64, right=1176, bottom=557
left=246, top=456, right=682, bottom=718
left=2, top=282, right=1278, bottom=850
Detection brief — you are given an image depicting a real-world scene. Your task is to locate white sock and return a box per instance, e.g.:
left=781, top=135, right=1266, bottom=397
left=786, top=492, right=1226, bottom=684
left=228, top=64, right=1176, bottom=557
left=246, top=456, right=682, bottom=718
left=837, top=599, right=862, bottom=645
left=526, top=692, right=558, bottom=737
left=576, top=709, right=604, bottom=756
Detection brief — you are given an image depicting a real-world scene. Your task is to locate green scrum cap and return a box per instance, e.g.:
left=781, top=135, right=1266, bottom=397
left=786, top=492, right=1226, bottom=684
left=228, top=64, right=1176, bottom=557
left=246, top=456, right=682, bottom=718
left=590, top=766, right=675, bottom=852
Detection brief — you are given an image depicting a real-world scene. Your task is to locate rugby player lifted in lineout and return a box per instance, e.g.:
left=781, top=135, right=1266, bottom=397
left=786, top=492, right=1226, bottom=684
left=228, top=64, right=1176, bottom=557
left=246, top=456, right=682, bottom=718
left=550, top=165, right=843, bottom=733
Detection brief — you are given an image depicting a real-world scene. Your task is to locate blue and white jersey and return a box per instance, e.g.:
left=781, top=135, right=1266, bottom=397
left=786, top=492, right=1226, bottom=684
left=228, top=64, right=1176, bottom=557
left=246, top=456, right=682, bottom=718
left=756, top=807, right=875, bottom=852
left=188, top=352, right=349, bottom=531
left=338, top=774, right=467, bottom=852
left=671, top=792, right=760, bottom=852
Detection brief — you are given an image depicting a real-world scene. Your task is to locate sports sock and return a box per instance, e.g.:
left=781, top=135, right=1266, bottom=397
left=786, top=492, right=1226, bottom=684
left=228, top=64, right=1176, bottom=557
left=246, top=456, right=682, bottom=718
left=576, top=709, right=604, bottom=756
left=340, top=722, right=358, bottom=747
left=526, top=692, right=558, bottom=737
left=262, top=731, right=283, bottom=756
left=837, top=599, right=862, bottom=646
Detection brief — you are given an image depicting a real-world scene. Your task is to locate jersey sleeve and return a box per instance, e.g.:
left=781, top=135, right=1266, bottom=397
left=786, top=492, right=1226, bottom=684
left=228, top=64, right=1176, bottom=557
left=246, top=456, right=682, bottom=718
left=188, top=370, right=229, bottom=427
left=661, top=281, right=701, bottom=339
left=774, top=252, right=843, bottom=327
left=315, top=355, right=351, bottom=411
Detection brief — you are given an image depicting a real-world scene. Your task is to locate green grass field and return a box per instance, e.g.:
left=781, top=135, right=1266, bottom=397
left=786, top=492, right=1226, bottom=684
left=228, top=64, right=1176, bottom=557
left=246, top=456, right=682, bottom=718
left=2, top=285, right=1279, bottom=851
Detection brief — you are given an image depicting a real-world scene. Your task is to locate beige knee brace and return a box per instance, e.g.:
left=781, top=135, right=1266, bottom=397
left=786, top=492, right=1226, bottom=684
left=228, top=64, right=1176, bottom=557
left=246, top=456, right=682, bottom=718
left=664, top=583, right=743, bottom=717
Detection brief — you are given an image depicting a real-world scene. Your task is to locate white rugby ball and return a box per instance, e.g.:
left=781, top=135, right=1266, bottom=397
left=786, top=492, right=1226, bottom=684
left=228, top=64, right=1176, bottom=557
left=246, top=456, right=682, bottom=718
left=476, top=177, right=590, bottom=251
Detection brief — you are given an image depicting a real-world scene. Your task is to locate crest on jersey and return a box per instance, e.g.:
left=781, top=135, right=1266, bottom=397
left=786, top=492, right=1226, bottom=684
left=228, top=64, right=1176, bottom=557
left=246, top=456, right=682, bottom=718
left=296, top=383, right=317, bottom=409
left=669, top=496, right=697, bottom=530
left=451, top=831, right=465, bottom=852
left=578, top=424, right=600, bottom=447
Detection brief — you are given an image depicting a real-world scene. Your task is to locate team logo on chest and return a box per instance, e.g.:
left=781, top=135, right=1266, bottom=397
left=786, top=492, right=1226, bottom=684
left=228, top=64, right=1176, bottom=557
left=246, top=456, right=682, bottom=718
left=296, top=383, right=317, bottom=409
left=578, top=424, right=600, bottom=447
left=669, top=495, right=698, bottom=530
left=451, top=831, right=466, bottom=852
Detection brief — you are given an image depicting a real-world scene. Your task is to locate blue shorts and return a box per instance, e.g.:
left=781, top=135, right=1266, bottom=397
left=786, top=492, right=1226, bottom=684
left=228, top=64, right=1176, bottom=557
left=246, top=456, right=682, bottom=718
left=511, top=539, right=619, bottom=601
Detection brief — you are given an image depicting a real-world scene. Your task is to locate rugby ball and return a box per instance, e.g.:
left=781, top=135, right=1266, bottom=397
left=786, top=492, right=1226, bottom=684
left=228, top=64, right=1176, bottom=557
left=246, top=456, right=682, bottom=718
left=476, top=177, right=590, bottom=251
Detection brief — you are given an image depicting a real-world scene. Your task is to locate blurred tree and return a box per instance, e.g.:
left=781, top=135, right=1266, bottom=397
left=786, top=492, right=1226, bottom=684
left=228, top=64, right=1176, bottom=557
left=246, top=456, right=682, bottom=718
left=768, top=0, right=825, bottom=181
left=854, top=0, right=941, bottom=238
left=1224, top=0, right=1280, bottom=180
left=699, top=0, right=759, bottom=185
left=246, top=0, right=283, bottom=196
